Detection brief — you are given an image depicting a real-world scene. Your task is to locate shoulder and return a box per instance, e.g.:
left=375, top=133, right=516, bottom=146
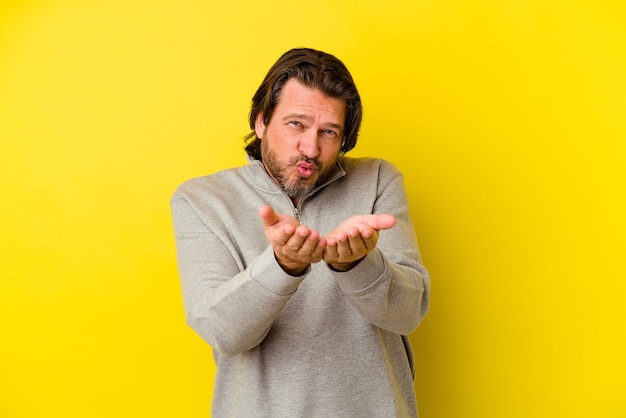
left=339, top=156, right=402, bottom=179
left=171, top=165, right=250, bottom=203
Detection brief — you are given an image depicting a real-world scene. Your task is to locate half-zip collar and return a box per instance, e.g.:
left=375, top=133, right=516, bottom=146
left=243, top=154, right=346, bottom=201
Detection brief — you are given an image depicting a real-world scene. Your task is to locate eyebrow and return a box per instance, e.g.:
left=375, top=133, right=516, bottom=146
left=282, top=113, right=344, bottom=133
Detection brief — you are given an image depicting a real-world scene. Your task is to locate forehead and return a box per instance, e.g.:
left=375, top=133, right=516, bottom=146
left=274, top=79, right=346, bottom=125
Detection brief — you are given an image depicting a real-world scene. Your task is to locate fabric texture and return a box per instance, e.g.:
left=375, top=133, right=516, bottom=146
left=171, top=156, right=430, bottom=417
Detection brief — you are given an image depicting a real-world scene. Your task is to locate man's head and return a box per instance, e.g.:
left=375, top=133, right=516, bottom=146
left=245, top=48, right=362, bottom=161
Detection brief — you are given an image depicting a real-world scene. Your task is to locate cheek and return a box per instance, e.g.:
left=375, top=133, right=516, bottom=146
left=320, top=143, right=341, bottom=161
left=266, top=126, right=290, bottom=148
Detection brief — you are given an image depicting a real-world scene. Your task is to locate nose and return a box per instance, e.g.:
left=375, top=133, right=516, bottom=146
left=299, top=130, right=320, bottom=159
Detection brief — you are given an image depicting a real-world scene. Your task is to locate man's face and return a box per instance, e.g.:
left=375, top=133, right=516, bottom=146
left=255, top=78, right=346, bottom=200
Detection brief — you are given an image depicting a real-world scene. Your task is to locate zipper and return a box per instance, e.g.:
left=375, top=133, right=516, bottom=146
left=256, top=159, right=345, bottom=224
left=289, top=168, right=344, bottom=223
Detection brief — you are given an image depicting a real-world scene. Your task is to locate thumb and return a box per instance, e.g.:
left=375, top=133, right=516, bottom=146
left=363, top=214, right=396, bottom=231
left=259, top=205, right=280, bottom=229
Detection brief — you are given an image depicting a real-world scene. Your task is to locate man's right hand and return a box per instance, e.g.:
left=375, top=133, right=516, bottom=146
left=259, top=205, right=326, bottom=276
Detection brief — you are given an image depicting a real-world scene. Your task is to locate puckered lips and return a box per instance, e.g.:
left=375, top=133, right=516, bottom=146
left=296, top=161, right=316, bottom=178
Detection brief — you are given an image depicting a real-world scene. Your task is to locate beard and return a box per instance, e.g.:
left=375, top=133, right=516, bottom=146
left=261, top=142, right=336, bottom=199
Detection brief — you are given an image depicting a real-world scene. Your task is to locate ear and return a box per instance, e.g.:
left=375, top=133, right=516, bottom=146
left=254, top=113, right=266, bottom=139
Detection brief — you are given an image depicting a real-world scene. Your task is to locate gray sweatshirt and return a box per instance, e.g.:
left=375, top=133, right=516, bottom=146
left=171, top=156, right=430, bottom=417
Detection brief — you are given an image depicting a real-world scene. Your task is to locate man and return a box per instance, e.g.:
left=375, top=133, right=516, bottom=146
left=171, top=48, right=430, bottom=417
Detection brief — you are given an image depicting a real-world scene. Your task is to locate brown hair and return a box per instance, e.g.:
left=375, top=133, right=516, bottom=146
left=245, top=48, right=362, bottom=160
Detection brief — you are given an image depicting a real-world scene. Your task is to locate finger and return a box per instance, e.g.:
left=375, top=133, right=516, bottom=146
left=284, top=225, right=310, bottom=250
left=271, top=224, right=297, bottom=246
left=346, top=232, right=367, bottom=256
left=330, top=231, right=348, bottom=244
left=282, top=228, right=325, bottom=264
left=259, top=205, right=280, bottom=229
left=324, top=239, right=339, bottom=260
left=297, top=228, right=320, bottom=252
left=335, top=235, right=353, bottom=260
left=302, top=231, right=325, bottom=263
left=360, top=229, right=380, bottom=251
left=309, top=241, right=326, bottom=263
left=359, top=227, right=374, bottom=240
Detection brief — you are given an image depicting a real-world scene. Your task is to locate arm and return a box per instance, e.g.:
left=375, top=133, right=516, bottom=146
left=325, top=172, right=430, bottom=335
left=171, top=197, right=309, bottom=356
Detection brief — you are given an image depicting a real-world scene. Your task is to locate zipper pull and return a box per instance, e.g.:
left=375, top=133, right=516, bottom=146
left=294, top=207, right=301, bottom=222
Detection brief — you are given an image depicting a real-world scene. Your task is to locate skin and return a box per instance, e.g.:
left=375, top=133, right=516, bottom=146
left=255, top=78, right=396, bottom=275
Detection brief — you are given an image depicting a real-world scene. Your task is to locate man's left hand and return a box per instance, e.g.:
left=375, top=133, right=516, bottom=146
left=324, top=214, right=396, bottom=272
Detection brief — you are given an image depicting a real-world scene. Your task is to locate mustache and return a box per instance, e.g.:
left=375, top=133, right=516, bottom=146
left=289, top=155, right=321, bottom=169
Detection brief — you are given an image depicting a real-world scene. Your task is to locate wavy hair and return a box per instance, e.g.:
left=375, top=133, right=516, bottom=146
left=244, top=48, right=362, bottom=160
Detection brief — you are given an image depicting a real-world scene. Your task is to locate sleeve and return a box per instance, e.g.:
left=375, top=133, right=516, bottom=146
left=330, top=169, right=430, bottom=335
left=171, top=194, right=307, bottom=356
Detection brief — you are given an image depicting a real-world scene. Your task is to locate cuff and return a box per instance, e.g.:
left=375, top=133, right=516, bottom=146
left=329, top=248, right=387, bottom=294
left=249, top=245, right=309, bottom=296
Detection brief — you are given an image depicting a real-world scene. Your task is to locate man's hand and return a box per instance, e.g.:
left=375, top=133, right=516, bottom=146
left=260, top=205, right=326, bottom=276
left=324, top=214, right=396, bottom=272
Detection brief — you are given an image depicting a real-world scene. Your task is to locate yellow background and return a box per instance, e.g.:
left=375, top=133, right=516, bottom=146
left=1, top=0, right=625, bottom=417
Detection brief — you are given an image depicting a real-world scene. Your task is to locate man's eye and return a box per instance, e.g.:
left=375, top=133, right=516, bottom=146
left=323, top=130, right=337, bottom=137
left=289, top=121, right=301, bottom=127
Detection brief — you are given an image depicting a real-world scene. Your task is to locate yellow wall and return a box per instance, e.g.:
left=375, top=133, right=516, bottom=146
left=1, top=1, right=624, bottom=417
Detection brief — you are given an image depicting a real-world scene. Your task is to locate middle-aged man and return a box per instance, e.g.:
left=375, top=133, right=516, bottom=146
left=171, top=47, right=430, bottom=417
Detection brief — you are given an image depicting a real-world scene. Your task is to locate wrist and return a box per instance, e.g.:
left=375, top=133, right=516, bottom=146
left=282, top=264, right=309, bottom=276
left=328, top=258, right=362, bottom=272
left=275, top=255, right=309, bottom=276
